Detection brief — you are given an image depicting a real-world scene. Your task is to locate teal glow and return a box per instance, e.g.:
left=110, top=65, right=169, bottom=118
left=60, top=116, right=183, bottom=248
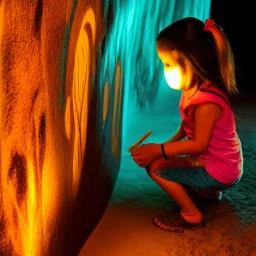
left=99, top=0, right=211, bottom=153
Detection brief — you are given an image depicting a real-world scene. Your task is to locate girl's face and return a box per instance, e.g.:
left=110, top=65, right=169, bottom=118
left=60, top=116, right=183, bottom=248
left=157, top=47, right=194, bottom=91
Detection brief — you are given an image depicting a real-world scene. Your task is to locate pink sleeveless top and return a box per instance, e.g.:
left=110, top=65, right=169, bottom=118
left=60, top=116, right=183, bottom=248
left=179, top=85, right=243, bottom=184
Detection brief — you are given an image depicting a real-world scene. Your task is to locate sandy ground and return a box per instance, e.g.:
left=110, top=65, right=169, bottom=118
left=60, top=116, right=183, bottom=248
left=79, top=100, right=256, bottom=256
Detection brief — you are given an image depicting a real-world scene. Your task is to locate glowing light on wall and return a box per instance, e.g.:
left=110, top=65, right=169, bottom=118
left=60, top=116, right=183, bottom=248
left=1, top=146, right=51, bottom=256
left=102, top=82, right=109, bottom=124
left=65, top=96, right=72, bottom=140
left=68, top=8, right=96, bottom=198
left=111, top=62, right=123, bottom=162
left=0, top=0, right=4, bottom=137
left=0, top=1, right=212, bottom=255
left=0, top=2, right=98, bottom=255
left=100, top=60, right=123, bottom=169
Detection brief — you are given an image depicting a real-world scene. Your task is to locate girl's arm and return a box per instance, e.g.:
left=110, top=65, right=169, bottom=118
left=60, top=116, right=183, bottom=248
left=162, top=103, right=221, bottom=157
left=165, top=124, right=186, bottom=143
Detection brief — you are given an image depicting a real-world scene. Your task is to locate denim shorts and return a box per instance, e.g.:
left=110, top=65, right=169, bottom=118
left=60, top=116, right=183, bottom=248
left=155, top=166, right=240, bottom=190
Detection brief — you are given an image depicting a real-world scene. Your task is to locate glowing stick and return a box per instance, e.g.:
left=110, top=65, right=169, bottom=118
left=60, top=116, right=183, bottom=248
left=128, top=130, right=152, bottom=152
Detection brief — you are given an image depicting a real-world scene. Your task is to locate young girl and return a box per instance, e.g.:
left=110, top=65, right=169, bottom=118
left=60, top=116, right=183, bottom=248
left=131, top=17, right=243, bottom=233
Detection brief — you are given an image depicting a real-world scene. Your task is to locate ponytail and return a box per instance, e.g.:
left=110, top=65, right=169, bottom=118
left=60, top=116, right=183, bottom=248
left=204, top=19, right=238, bottom=95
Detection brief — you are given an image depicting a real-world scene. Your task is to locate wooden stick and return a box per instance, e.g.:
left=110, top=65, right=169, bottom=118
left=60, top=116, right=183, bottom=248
left=128, top=130, right=152, bottom=152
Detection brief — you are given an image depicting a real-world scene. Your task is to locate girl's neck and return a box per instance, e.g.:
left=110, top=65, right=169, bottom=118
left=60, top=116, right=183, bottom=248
left=183, top=84, right=199, bottom=98
left=183, top=80, right=211, bottom=98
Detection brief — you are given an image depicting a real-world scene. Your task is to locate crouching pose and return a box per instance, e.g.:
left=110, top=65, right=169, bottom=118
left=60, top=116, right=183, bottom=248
left=131, top=17, right=243, bottom=233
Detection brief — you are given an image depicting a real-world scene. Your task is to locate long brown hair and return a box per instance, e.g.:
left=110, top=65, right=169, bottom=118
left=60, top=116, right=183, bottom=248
left=156, top=17, right=238, bottom=96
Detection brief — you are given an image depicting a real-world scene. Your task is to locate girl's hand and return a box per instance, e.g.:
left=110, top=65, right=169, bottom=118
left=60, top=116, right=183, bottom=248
left=131, top=143, right=161, bottom=167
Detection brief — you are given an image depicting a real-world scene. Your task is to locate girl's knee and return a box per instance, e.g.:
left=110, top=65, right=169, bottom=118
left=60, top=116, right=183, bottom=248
left=146, top=161, right=160, bottom=178
left=147, top=157, right=175, bottom=176
left=147, top=158, right=168, bottom=179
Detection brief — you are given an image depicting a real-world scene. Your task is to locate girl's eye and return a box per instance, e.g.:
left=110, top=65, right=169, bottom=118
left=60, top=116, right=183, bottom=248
left=165, top=63, right=170, bottom=68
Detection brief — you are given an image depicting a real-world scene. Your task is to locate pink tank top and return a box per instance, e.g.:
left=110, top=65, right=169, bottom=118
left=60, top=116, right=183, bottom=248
left=179, top=85, right=243, bottom=184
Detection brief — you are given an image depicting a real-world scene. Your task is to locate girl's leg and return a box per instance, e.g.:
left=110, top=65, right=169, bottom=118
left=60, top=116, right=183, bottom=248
left=147, top=157, right=203, bottom=224
left=183, top=156, right=222, bottom=201
left=189, top=188, right=222, bottom=200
